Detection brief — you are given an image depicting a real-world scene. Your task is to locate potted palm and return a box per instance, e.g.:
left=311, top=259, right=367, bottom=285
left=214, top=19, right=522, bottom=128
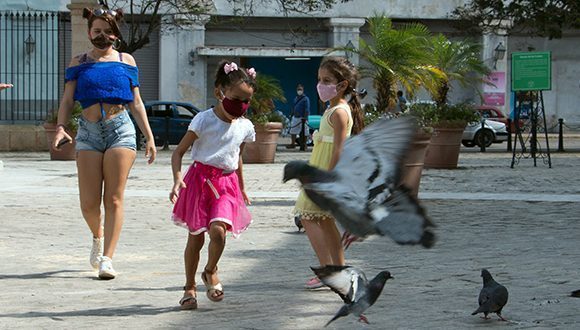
left=43, top=102, right=82, bottom=160
left=352, top=15, right=443, bottom=113
left=424, top=35, right=490, bottom=169
left=346, top=15, right=446, bottom=195
left=242, top=74, right=287, bottom=163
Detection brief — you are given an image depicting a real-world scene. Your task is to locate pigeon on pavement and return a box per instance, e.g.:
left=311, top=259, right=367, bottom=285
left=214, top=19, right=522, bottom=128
left=294, top=215, right=303, bottom=232
left=311, top=265, right=393, bottom=326
left=472, top=269, right=509, bottom=321
left=283, top=117, right=435, bottom=248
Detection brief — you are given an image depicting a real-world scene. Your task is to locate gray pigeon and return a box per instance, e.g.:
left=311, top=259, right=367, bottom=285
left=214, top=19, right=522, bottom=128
left=472, top=269, right=509, bottom=321
left=283, top=117, right=435, bottom=248
left=311, top=265, right=393, bottom=326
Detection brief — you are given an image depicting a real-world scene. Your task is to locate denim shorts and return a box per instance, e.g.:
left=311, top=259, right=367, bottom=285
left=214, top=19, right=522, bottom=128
left=75, top=110, right=137, bottom=152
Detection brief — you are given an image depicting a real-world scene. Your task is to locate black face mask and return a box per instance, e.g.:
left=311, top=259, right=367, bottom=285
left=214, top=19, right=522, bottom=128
left=91, top=34, right=115, bottom=49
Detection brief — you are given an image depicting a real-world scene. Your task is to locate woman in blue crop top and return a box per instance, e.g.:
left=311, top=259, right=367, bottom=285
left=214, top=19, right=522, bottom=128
left=52, top=7, right=157, bottom=280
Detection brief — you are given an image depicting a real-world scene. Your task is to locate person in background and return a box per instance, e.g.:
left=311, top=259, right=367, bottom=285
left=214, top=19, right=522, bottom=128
left=287, top=83, right=310, bottom=149
left=396, top=90, right=409, bottom=112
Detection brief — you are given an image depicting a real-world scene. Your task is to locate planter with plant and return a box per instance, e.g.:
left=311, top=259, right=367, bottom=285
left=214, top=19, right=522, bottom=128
left=43, top=102, right=82, bottom=160
left=423, top=103, right=480, bottom=169
left=423, top=35, right=490, bottom=169
left=242, top=74, right=287, bottom=164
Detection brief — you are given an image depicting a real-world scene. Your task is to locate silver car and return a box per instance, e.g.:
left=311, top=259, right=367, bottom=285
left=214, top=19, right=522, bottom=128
left=462, top=119, right=509, bottom=148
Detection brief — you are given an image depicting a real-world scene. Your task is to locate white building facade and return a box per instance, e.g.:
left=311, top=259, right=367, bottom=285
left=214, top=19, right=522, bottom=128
left=1, top=0, right=578, bottom=150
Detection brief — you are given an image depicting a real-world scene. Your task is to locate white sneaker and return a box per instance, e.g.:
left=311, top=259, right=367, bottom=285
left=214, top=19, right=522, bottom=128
left=90, top=237, right=103, bottom=269
left=98, top=256, right=116, bottom=280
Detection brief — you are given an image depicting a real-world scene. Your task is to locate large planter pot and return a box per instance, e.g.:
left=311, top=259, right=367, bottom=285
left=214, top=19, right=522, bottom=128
left=424, top=126, right=466, bottom=169
left=242, top=122, right=283, bottom=164
left=400, top=130, right=432, bottom=197
left=43, top=123, right=76, bottom=161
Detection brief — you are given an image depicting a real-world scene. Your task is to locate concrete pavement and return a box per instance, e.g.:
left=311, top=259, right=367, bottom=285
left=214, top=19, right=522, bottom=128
left=0, top=146, right=579, bottom=329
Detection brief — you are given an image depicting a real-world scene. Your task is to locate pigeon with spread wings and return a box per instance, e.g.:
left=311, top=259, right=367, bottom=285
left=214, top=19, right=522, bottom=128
left=283, top=117, right=435, bottom=247
left=311, top=265, right=393, bottom=326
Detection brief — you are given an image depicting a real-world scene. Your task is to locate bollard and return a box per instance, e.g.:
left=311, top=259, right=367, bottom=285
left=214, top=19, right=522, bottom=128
left=163, top=116, right=170, bottom=151
left=558, top=118, right=564, bottom=152
left=480, top=120, right=486, bottom=152
left=506, top=118, right=512, bottom=152
left=299, top=119, right=306, bottom=151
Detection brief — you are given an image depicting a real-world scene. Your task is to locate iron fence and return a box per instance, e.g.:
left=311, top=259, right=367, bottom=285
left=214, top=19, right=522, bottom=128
left=0, top=11, right=70, bottom=124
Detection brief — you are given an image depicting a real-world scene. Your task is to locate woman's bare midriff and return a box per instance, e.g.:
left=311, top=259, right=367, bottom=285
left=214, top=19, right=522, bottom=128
left=81, top=103, right=126, bottom=122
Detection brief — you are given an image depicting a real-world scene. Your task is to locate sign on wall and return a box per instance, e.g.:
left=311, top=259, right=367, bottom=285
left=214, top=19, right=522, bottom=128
left=511, top=52, right=551, bottom=91
left=483, top=71, right=506, bottom=106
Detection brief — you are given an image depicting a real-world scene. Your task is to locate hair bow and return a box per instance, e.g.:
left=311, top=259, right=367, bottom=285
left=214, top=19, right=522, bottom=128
left=224, top=62, right=238, bottom=74
left=246, top=68, right=257, bottom=79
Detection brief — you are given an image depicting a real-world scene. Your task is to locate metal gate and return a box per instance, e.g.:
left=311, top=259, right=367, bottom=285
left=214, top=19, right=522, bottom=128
left=0, top=11, right=70, bottom=124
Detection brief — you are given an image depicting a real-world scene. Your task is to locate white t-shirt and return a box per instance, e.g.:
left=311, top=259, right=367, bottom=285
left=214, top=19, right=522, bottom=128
left=188, top=108, right=255, bottom=172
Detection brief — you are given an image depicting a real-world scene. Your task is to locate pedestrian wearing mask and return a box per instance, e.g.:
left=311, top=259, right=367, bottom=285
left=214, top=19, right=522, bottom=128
left=287, top=84, right=310, bottom=149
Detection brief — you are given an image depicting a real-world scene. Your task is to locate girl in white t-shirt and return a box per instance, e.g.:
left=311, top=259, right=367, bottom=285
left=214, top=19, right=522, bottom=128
left=170, top=61, right=256, bottom=310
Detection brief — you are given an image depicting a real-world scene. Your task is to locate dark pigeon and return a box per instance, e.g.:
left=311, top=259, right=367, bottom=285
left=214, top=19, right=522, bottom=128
left=283, top=117, right=435, bottom=248
left=294, top=215, right=303, bottom=232
left=570, top=290, right=580, bottom=298
left=472, top=269, right=509, bottom=321
left=311, top=265, right=393, bottom=326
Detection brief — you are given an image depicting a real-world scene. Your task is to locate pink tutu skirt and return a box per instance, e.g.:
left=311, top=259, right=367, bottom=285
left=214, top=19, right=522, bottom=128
left=172, top=162, right=252, bottom=237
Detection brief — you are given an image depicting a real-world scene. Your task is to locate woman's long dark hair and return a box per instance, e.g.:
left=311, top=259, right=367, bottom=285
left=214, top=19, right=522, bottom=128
left=319, top=57, right=364, bottom=135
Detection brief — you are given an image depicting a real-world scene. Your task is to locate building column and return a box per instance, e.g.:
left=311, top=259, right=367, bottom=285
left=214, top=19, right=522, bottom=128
left=159, top=15, right=209, bottom=107
left=326, top=18, right=366, bottom=65
left=67, top=1, right=98, bottom=56
left=482, top=31, right=509, bottom=115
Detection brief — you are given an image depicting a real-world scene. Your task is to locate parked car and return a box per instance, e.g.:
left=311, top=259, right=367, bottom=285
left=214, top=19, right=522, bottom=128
left=307, top=114, right=321, bottom=133
left=132, top=101, right=202, bottom=148
left=476, top=105, right=523, bottom=132
left=462, top=118, right=509, bottom=148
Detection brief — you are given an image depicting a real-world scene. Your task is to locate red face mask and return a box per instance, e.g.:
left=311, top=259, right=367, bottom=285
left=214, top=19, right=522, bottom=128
left=222, top=97, right=250, bottom=118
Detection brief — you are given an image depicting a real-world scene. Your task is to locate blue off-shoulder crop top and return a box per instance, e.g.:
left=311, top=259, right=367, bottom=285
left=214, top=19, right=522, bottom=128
left=65, top=61, right=139, bottom=109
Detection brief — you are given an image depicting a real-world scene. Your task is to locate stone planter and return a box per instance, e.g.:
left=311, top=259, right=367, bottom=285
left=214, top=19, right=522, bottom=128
left=242, top=122, right=283, bottom=164
left=424, top=126, right=466, bottom=169
left=43, top=123, right=76, bottom=161
left=400, top=130, right=432, bottom=197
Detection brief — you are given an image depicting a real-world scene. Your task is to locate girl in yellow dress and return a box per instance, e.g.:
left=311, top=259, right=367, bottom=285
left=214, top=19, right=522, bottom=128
left=293, top=57, right=365, bottom=289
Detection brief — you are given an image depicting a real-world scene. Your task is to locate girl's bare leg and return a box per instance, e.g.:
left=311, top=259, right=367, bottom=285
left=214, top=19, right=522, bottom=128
left=320, top=219, right=345, bottom=266
left=76, top=151, right=104, bottom=238
left=302, top=216, right=345, bottom=266
left=102, top=148, right=136, bottom=258
left=204, top=221, right=227, bottom=299
left=184, top=233, right=204, bottom=299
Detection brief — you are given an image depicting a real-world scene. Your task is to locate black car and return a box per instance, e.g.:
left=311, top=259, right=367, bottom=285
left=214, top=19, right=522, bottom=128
left=133, top=101, right=203, bottom=148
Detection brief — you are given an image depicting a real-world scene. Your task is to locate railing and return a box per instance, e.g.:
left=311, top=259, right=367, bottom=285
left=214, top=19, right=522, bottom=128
left=0, top=11, right=70, bottom=124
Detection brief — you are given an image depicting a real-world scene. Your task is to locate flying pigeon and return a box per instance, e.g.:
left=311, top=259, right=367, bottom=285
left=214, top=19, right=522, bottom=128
left=283, top=117, right=435, bottom=248
left=472, top=269, right=509, bottom=321
left=311, top=265, right=393, bottom=326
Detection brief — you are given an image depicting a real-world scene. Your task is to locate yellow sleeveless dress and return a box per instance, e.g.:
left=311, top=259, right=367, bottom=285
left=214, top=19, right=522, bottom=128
left=293, top=104, right=353, bottom=219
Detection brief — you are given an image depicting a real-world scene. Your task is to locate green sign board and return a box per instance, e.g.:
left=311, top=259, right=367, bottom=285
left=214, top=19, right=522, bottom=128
left=511, top=52, right=551, bottom=91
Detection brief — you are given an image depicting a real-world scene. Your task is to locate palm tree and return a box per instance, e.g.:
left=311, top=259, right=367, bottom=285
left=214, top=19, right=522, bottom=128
left=353, top=15, right=442, bottom=112
left=429, top=34, right=490, bottom=107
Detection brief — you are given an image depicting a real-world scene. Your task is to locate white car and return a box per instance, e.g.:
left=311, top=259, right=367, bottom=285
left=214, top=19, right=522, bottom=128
left=462, top=119, right=509, bottom=148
